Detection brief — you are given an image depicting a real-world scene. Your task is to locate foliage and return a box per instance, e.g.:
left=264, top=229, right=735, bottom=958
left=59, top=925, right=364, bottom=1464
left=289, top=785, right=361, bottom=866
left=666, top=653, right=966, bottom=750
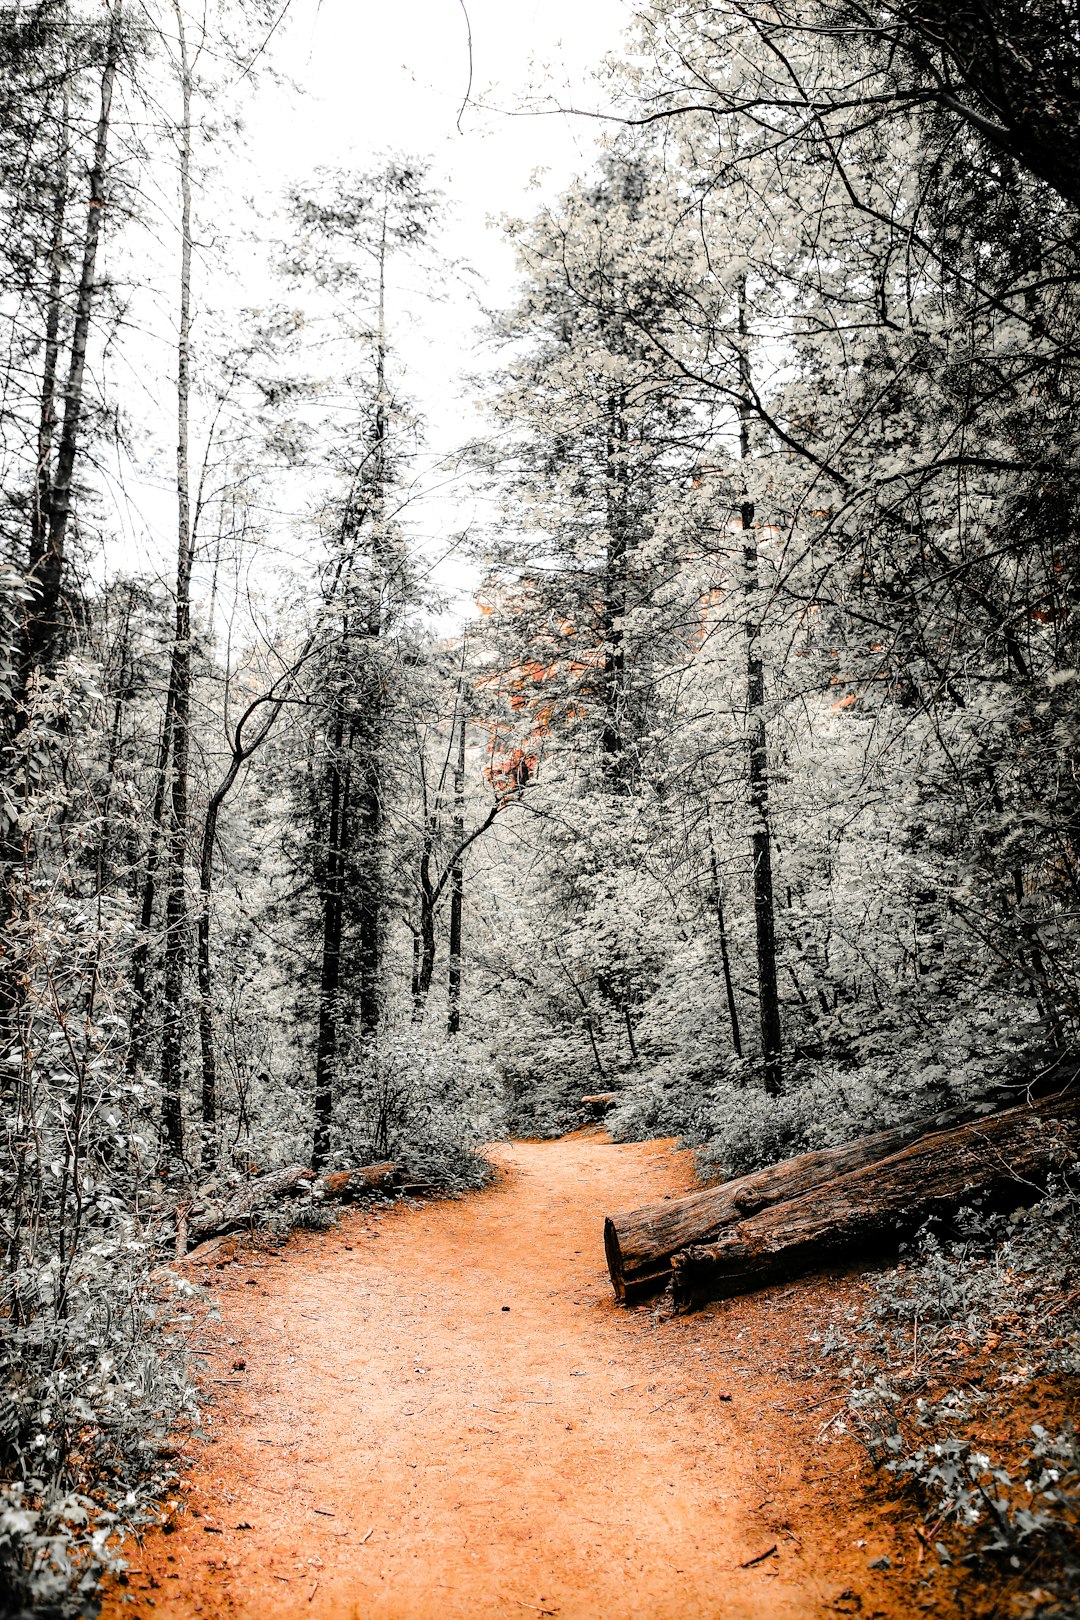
left=0, top=1249, right=196, bottom=1618
left=336, top=1030, right=503, bottom=1190
left=610, top=1063, right=902, bottom=1175
left=831, top=1182, right=1080, bottom=1603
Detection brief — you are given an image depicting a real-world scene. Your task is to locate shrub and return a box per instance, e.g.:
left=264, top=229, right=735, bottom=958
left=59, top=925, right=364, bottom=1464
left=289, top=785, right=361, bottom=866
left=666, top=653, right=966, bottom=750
left=335, top=1029, right=505, bottom=1190
left=833, top=1176, right=1080, bottom=1607
left=609, top=1061, right=919, bottom=1179
left=0, top=1232, right=197, bottom=1617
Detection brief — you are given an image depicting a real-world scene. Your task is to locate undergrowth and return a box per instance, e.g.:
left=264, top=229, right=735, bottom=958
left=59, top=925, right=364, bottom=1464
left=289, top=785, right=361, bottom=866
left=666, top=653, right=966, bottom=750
left=825, top=1177, right=1080, bottom=1616
left=607, top=1059, right=953, bottom=1178
left=0, top=1240, right=199, bottom=1619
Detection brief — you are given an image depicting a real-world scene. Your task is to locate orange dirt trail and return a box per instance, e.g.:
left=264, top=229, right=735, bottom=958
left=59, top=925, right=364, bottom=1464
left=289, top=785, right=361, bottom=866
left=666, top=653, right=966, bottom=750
left=104, top=1133, right=900, bottom=1620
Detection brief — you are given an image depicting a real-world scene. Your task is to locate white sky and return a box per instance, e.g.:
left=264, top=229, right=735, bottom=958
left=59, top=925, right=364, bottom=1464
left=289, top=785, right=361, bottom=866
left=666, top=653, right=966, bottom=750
left=114, top=0, right=635, bottom=623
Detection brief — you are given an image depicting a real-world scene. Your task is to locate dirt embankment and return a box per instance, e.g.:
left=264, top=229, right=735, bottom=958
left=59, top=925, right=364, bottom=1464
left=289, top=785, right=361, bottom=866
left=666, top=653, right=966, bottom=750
left=102, top=1133, right=934, bottom=1620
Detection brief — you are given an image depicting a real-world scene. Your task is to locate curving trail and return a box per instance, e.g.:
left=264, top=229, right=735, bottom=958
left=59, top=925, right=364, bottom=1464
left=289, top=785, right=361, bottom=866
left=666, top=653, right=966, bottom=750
left=103, top=1133, right=905, bottom=1620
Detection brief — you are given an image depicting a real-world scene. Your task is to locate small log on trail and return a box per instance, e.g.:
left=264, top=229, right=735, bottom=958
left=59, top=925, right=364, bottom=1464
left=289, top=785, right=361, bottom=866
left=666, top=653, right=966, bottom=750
left=188, top=1163, right=313, bottom=1240
left=582, top=1092, right=619, bottom=1116
left=171, top=1234, right=242, bottom=1267
left=670, top=1091, right=1079, bottom=1310
left=603, top=1091, right=1051, bottom=1301
left=313, top=1162, right=395, bottom=1201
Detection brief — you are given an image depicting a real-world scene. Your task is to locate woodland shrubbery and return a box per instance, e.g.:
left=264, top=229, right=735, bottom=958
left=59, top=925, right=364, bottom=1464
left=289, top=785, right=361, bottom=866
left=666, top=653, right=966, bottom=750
left=336, top=1031, right=503, bottom=1189
left=834, top=1180, right=1080, bottom=1610
left=611, top=1064, right=901, bottom=1179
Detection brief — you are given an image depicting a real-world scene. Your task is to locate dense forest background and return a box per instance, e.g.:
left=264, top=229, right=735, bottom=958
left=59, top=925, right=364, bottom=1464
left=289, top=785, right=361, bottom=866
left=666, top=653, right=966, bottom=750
left=1, top=0, right=1078, bottom=1611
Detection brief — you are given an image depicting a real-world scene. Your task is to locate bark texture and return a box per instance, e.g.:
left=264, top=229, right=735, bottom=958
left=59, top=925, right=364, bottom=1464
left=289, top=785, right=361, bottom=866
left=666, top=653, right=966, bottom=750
left=313, top=1162, right=395, bottom=1201
left=669, top=1091, right=1079, bottom=1310
left=159, top=1, right=195, bottom=1159
left=738, top=279, right=781, bottom=1096
left=604, top=1089, right=1057, bottom=1300
left=188, top=1164, right=314, bottom=1240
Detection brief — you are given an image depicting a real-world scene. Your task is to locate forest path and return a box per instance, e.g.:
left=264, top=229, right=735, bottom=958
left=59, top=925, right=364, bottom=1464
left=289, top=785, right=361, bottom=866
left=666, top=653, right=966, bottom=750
left=103, top=1133, right=897, bottom=1620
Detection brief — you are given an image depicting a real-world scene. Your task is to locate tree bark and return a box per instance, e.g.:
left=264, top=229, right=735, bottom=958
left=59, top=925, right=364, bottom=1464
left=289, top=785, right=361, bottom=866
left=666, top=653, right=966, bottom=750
left=30, top=75, right=69, bottom=589
left=27, top=7, right=120, bottom=675
left=356, top=200, right=391, bottom=1040
left=313, top=1162, right=395, bottom=1201
left=601, top=388, right=629, bottom=778
left=668, top=1092, right=1080, bottom=1310
left=738, top=279, right=782, bottom=1096
left=313, top=710, right=350, bottom=1170
left=1, top=10, right=120, bottom=1053
left=126, top=685, right=176, bottom=1077
left=197, top=679, right=303, bottom=1161
left=188, top=1163, right=314, bottom=1240
left=447, top=701, right=466, bottom=1034
left=604, top=1088, right=1049, bottom=1300
left=412, top=832, right=437, bottom=1016
left=159, top=1, right=195, bottom=1162
left=705, top=810, right=742, bottom=1058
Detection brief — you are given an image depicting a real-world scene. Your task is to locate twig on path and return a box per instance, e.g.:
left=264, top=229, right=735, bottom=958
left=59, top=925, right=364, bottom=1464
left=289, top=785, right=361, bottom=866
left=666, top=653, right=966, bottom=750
left=360, top=1527, right=374, bottom=1544
left=1045, top=1285, right=1080, bottom=1321
left=739, top=1543, right=778, bottom=1569
left=507, top=1599, right=559, bottom=1615
left=308, top=1580, right=319, bottom=1602
left=816, top=1410, right=846, bottom=1442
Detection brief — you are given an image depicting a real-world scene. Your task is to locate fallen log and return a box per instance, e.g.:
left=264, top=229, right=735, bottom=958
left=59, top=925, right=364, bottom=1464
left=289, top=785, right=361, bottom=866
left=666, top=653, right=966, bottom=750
left=604, top=1102, right=988, bottom=1302
left=582, top=1092, right=619, bottom=1117
left=313, top=1162, right=395, bottom=1201
left=670, top=1090, right=1079, bottom=1310
left=189, top=1163, right=313, bottom=1240
left=171, top=1234, right=243, bottom=1267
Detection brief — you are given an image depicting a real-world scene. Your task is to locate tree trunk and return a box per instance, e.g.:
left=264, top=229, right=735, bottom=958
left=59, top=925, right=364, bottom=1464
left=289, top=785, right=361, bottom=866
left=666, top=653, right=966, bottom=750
left=669, top=1091, right=1080, bottom=1310
left=313, top=1162, right=395, bottom=1201
left=313, top=714, right=350, bottom=1170
left=126, top=685, right=176, bottom=1078
left=447, top=702, right=466, bottom=1034
left=30, top=78, right=69, bottom=590
left=197, top=682, right=299, bottom=1163
left=1, top=12, right=120, bottom=1053
left=196, top=785, right=224, bottom=1161
left=705, top=811, right=742, bottom=1058
left=159, top=2, right=195, bottom=1162
left=188, top=1163, right=314, bottom=1241
left=412, top=833, right=437, bottom=1018
left=356, top=763, right=383, bottom=1037
left=601, top=388, right=629, bottom=778
left=604, top=1089, right=1045, bottom=1301
left=27, top=8, right=120, bottom=675
left=738, top=279, right=782, bottom=1096
left=356, top=203, right=391, bottom=1040
left=94, top=584, right=136, bottom=892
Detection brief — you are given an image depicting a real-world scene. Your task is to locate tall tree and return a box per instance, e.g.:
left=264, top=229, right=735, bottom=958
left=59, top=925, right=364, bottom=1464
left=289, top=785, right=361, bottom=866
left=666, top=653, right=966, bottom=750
left=283, top=160, right=443, bottom=1163
left=0, top=0, right=126, bottom=1054
left=158, top=0, right=197, bottom=1160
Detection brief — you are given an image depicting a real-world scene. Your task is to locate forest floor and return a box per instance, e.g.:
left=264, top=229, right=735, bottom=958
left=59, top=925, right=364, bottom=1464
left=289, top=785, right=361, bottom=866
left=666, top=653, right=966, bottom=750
left=100, top=1130, right=950, bottom=1620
